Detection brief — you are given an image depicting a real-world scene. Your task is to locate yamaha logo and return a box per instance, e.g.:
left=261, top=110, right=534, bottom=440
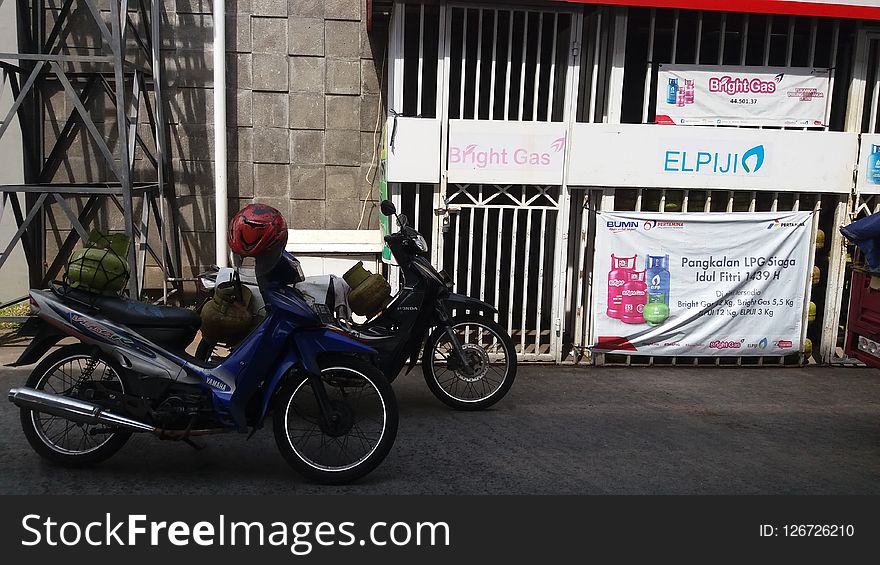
left=205, top=376, right=230, bottom=392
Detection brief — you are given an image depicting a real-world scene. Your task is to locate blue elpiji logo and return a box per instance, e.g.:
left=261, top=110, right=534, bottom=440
left=741, top=145, right=765, bottom=173
left=663, top=144, right=766, bottom=175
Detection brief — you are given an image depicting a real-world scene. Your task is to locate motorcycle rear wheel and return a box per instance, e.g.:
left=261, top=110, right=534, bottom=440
left=19, top=344, right=132, bottom=466
left=422, top=314, right=517, bottom=410
left=273, top=356, right=398, bottom=484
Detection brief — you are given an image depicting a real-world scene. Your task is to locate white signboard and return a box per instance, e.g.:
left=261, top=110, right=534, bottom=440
left=655, top=65, right=831, bottom=127
left=447, top=120, right=567, bottom=185
left=856, top=133, right=880, bottom=195
left=567, top=123, right=858, bottom=193
left=590, top=211, right=813, bottom=357
left=385, top=117, right=441, bottom=183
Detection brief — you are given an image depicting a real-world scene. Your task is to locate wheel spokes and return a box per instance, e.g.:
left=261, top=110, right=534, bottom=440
left=430, top=322, right=511, bottom=402
left=32, top=356, right=123, bottom=455
left=285, top=370, right=386, bottom=472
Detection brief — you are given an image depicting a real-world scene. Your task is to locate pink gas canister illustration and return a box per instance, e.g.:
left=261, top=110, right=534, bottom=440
left=606, top=254, right=637, bottom=319
left=620, top=270, right=648, bottom=325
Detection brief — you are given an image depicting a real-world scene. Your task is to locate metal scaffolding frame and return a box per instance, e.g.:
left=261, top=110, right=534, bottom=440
left=0, top=0, right=180, bottom=302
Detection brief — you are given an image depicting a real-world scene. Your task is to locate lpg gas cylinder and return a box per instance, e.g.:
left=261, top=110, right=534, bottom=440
left=607, top=254, right=637, bottom=319
left=620, top=270, right=648, bottom=324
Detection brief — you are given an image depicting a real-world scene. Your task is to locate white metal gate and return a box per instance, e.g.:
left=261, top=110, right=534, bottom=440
left=568, top=7, right=852, bottom=365
left=389, top=3, right=860, bottom=365
left=388, top=2, right=583, bottom=361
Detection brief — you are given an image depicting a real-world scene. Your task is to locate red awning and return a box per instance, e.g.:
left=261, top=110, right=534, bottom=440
left=559, top=1, right=880, bottom=20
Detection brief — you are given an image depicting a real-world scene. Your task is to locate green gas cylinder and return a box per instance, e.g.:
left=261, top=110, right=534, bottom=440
left=643, top=294, right=669, bottom=326
left=344, top=261, right=392, bottom=318
left=66, top=230, right=131, bottom=295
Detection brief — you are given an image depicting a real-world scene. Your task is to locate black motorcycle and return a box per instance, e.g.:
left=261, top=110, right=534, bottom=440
left=344, top=200, right=516, bottom=410
left=196, top=200, right=517, bottom=410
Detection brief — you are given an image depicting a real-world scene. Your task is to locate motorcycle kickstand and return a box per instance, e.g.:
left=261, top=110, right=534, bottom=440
left=180, top=418, right=204, bottom=450
left=183, top=438, right=204, bottom=451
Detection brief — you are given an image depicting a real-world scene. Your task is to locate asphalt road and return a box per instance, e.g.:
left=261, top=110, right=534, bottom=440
left=1, top=362, right=878, bottom=495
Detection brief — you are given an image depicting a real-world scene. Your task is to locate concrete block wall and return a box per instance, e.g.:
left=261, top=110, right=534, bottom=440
left=167, top=0, right=388, bottom=278
left=38, top=0, right=388, bottom=287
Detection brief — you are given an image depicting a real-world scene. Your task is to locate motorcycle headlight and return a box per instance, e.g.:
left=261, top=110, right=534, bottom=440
left=413, top=233, right=428, bottom=253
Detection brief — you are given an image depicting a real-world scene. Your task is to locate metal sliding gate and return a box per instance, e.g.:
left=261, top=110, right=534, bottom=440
left=390, top=2, right=582, bottom=361
left=391, top=3, right=862, bottom=365
left=569, top=7, right=853, bottom=366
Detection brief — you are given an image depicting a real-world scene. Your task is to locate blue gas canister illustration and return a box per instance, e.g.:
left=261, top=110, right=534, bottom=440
left=646, top=254, right=670, bottom=306
left=868, top=145, right=880, bottom=185
left=666, top=78, right=678, bottom=105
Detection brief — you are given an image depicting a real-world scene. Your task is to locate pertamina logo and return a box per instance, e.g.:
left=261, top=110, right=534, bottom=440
left=643, top=220, right=684, bottom=231
left=766, top=218, right=807, bottom=230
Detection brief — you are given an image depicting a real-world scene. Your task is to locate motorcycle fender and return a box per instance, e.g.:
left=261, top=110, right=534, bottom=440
left=443, top=293, right=498, bottom=314
left=7, top=319, right=66, bottom=367
left=294, top=328, right=377, bottom=375
left=255, top=328, right=377, bottom=424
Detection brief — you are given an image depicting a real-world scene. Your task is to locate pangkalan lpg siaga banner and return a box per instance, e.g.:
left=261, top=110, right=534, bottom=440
left=590, top=211, right=814, bottom=356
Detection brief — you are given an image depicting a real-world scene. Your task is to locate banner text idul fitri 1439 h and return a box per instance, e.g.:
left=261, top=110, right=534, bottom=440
left=590, top=211, right=814, bottom=356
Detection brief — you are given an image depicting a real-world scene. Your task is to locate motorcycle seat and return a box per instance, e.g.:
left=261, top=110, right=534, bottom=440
left=61, top=288, right=201, bottom=329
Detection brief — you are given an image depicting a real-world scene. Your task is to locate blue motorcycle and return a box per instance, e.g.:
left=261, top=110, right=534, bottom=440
left=6, top=252, right=398, bottom=484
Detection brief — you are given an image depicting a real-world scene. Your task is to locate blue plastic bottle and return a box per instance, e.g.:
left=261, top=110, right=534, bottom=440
left=666, top=79, right=678, bottom=105
left=868, top=145, right=880, bottom=185
left=646, top=254, right=670, bottom=306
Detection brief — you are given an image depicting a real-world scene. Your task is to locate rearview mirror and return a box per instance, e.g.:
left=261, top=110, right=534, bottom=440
left=380, top=200, right=397, bottom=216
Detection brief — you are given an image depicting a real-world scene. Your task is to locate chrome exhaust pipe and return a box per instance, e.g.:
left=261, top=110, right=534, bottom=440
left=7, top=387, right=155, bottom=433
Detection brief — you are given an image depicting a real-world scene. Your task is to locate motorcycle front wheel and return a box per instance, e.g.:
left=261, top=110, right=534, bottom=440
left=273, top=357, right=398, bottom=484
left=422, top=314, right=517, bottom=410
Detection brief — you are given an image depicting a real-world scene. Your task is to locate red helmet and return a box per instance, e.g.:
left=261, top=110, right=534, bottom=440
left=228, top=204, right=288, bottom=257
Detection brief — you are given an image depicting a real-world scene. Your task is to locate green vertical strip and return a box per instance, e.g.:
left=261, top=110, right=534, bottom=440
left=379, top=125, right=392, bottom=263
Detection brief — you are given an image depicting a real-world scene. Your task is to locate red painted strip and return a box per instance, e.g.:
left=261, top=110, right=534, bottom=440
left=596, top=336, right=639, bottom=351
left=560, top=0, right=880, bottom=20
